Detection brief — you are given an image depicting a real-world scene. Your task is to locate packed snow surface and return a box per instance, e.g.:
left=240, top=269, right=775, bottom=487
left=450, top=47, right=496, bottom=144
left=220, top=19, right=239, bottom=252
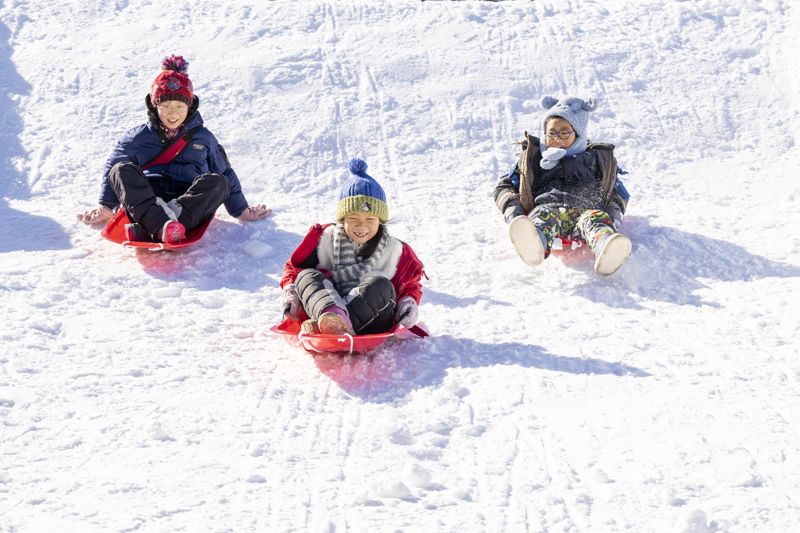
left=1, top=1, right=799, bottom=531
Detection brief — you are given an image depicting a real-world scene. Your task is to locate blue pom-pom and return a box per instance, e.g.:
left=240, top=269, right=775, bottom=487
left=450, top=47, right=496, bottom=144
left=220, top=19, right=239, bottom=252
left=348, top=158, right=368, bottom=177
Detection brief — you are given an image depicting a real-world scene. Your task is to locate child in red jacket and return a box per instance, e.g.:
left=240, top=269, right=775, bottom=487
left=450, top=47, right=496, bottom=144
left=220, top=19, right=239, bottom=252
left=280, top=159, right=424, bottom=336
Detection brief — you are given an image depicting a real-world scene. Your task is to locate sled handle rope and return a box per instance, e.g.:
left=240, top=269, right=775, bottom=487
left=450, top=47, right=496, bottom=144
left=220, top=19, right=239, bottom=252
left=296, top=332, right=355, bottom=355
left=289, top=323, right=427, bottom=355
left=343, top=333, right=355, bottom=354
left=296, top=332, right=319, bottom=353
left=122, top=239, right=165, bottom=251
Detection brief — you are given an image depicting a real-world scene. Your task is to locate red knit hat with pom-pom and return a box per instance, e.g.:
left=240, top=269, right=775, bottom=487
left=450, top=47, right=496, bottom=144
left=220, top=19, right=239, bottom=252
left=150, top=55, right=193, bottom=105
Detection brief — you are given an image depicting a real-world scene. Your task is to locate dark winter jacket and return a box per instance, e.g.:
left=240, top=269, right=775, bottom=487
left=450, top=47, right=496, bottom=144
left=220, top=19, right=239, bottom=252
left=98, top=96, right=248, bottom=217
left=281, top=223, right=425, bottom=309
left=494, top=132, right=627, bottom=223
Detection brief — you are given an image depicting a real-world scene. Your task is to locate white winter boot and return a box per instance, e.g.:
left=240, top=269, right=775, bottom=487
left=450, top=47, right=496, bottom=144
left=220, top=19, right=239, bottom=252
left=593, top=233, right=632, bottom=276
left=509, top=216, right=546, bottom=267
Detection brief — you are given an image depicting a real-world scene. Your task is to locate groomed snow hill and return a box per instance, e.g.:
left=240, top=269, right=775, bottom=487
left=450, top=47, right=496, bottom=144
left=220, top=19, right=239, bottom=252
left=1, top=1, right=799, bottom=531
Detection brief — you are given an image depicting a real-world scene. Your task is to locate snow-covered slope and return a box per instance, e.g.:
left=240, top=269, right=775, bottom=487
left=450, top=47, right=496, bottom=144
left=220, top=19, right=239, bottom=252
left=1, top=1, right=799, bottom=531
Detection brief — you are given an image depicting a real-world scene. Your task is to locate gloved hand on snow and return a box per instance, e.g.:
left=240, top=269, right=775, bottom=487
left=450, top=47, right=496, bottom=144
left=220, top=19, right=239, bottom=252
left=281, top=284, right=302, bottom=319
left=540, top=147, right=567, bottom=170
left=394, top=296, right=419, bottom=328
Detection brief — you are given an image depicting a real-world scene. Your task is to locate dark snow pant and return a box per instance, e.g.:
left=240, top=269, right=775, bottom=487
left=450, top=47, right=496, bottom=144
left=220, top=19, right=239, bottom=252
left=108, top=162, right=230, bottom=238
left=295, top=268, right=397, bottom=335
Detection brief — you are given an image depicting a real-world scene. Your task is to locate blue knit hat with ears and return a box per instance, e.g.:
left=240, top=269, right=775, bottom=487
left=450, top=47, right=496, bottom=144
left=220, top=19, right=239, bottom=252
left=540, top=95, right=597, bottom=154
left=336, top=159, right=389, bottom=222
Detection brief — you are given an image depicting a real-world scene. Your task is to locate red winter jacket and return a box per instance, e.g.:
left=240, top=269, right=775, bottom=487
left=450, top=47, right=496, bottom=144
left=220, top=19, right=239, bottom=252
left=281, top=223, right=424, bottom=304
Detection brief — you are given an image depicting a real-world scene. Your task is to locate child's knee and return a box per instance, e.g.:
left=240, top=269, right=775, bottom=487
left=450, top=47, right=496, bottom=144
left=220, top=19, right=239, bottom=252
left=578, top=209, right=614, bottom=228
left=361, top=276, right=395, bottom=296
left=108, top=161, right=141, bottom=183
left=207, top=173, right=230, bottom=197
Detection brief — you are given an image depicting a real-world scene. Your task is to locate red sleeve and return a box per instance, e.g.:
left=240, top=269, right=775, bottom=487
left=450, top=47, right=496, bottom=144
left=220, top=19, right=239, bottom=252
left=280, top=224, right=328, bottom=288
left=392, top=243, right=425, bottom=304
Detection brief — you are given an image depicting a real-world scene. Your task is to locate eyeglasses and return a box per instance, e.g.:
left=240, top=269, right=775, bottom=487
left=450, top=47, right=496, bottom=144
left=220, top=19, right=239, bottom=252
left=545, top=130, right=576, bottom=140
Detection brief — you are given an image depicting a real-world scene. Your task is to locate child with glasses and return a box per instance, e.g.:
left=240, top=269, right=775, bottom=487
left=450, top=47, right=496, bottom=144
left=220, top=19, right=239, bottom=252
left=493, top=95, right=632, bottom=275
left=77, top=54, right=270, bottom=243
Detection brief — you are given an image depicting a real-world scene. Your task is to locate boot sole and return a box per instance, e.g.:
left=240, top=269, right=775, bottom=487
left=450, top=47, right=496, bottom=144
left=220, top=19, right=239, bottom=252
left=594, top=233, right=632, bottom=276
left=318, top=312, right=354, bottom=335
left=509, top=216, right=544, bottom=266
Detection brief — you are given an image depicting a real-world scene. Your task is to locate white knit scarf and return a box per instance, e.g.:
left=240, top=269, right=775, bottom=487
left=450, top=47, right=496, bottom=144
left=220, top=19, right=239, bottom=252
left=332, top=223, right=389, bottom=295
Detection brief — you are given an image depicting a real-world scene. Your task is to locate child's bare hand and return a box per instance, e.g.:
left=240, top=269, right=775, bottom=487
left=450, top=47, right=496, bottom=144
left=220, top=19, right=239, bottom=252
left=238, top=204, right=272, bottom=222
left=77, top=205, right=113, bottom=225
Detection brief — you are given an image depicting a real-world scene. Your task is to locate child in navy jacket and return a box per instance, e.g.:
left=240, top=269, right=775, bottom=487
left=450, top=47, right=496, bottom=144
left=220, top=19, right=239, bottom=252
left=77, top=55, right=270, bottom=243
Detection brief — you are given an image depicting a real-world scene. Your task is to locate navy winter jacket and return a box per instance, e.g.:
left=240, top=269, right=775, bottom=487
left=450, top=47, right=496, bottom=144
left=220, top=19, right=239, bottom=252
left=98, top=101, right=248, bottom=217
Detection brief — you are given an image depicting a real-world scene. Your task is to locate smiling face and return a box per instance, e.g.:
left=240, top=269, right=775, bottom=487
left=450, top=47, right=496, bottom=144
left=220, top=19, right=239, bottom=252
left=156, top=101, right=189, bottom=129
left=343, top=213, right=381, bottom=244
left=544, top=116, right=577, bottom=149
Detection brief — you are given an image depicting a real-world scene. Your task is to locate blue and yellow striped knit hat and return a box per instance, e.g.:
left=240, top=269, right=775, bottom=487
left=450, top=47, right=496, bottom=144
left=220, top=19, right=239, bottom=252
left=336, top=159, right=389, bottom=222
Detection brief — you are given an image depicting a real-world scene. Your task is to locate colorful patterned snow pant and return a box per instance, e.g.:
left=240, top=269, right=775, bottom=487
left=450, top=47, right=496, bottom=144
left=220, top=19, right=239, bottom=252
left=529, top=206, right=616, bottom=256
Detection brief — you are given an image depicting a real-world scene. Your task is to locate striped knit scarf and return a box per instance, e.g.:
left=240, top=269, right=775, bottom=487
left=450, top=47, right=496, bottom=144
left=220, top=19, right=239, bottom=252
left=332, top=223, right=389, bottom=295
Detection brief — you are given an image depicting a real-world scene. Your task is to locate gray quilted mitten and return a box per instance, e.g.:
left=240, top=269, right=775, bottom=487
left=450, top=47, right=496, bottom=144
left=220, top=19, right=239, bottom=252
left=394, top=296, right=419, bottom=328
left=281, top=284, right=302, bottom=319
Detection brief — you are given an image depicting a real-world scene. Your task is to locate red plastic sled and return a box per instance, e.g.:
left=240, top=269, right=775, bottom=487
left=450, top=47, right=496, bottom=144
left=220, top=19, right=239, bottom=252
left=271, top=317, right=428, bottom=355
left=101, top=209, right=212, bottom=251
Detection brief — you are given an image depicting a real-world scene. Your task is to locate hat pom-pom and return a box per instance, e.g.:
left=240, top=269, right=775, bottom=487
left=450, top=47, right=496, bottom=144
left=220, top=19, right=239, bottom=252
left=348, top=158, right=369, bottom=177
left=161, top=54, right=188, bottom=73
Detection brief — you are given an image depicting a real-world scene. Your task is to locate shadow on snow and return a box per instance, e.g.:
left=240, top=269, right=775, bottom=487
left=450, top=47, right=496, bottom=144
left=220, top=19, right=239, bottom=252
left=313, top=332, right=649, bottom=403
left=123, top=217, right=303, bottom=293
left=0, top=20, right=71, bottom=252
left=564, top=215, right=800, bottom=308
